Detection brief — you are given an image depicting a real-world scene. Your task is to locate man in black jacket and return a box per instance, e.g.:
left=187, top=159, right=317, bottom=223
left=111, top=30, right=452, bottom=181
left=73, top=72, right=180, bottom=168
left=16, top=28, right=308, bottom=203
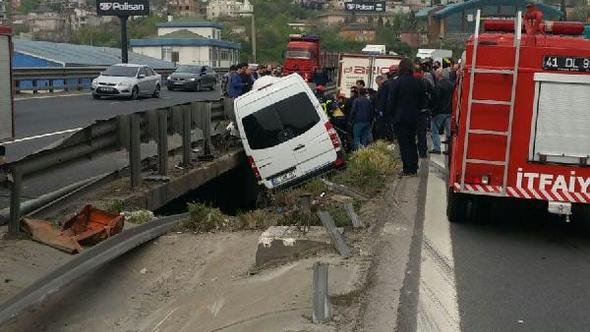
left=387, top=58, right=425, bottom=176
left=431, top=68, right=453, bottom=154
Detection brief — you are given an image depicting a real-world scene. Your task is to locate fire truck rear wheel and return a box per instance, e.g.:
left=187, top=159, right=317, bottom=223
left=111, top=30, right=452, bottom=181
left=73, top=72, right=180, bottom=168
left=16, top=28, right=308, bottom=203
left=447, top=188, right=471, bottom=223
left=572, top=204, right=590, bottom=223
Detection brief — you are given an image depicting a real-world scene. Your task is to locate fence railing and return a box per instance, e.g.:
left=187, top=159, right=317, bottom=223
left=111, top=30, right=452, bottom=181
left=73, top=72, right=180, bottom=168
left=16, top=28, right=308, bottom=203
left=0, top=97, right=235, bottom=234
left=12, top=67, right=230, bottom=94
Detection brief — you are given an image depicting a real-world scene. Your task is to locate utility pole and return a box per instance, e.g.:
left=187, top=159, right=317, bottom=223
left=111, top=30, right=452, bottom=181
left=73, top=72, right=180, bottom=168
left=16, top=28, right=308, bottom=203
left=251, top=9, right=256, bottom=63
left=120, top=15, right=128, bottom=63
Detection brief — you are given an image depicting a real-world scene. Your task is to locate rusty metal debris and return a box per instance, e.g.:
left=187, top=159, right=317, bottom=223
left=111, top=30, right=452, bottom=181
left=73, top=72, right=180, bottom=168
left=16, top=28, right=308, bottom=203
left=60, top=205, right=124, bottom=246
left=22, top=218, right=82, bottom=254
left=22, top=205, right=124, bottom=254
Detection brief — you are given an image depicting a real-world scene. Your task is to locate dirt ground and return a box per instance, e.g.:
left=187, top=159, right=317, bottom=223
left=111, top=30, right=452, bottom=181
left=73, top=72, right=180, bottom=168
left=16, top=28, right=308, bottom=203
left=0, top=162, right=418, bottom=331
left=1, top=227, right=368, bottom=332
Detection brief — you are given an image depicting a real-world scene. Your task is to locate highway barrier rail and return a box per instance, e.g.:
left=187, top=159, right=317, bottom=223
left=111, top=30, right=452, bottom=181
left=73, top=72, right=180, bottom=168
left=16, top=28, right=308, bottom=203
left=12, top=67, right=229, bottom=94
left=0, top=97, right=235, bottom=235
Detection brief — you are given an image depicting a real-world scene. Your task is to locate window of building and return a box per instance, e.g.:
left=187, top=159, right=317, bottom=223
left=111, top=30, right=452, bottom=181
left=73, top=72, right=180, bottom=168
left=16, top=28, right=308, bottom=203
left=162, top=46, right=172, bottom=61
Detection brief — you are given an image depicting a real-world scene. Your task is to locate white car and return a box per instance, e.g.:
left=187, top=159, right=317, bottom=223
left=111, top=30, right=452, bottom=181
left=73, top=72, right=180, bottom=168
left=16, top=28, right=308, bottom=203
left=91, top=64, right=161, bottom=100
left=234, top=74, right=344, bottom=190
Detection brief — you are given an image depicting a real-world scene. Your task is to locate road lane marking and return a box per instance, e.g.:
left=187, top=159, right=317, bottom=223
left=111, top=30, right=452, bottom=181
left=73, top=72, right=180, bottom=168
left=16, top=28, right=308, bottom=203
left=14, top=93, right=91, bottom=101
left=2, top=128, right=82, bottom=145
left=417, top=153, right=461, bottom=332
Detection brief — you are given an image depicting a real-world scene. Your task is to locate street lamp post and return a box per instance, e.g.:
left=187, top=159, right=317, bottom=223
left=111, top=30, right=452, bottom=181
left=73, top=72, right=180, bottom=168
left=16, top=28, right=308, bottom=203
left=251, top=9, right=256, bottom=63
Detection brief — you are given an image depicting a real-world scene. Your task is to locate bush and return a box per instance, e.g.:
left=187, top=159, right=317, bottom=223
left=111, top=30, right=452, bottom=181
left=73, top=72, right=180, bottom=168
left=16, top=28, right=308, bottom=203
left=182, top=202, right=227, bottom=232
left=238, top=209, right=281, bottom=230
left=334, top=141, right=397, bottom=195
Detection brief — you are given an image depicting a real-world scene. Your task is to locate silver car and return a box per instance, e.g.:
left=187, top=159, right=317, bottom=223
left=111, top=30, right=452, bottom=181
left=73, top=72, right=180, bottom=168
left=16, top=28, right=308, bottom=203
left=91, top=64, right=161, bottom=100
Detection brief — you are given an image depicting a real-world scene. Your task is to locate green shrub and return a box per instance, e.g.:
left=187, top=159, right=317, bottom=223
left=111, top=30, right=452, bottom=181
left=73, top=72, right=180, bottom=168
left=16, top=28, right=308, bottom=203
left=182, top=202, right=226, bottom=232
left=238, top=209, right=281, bottom=230
left=333, top=141, right=397, bottom=195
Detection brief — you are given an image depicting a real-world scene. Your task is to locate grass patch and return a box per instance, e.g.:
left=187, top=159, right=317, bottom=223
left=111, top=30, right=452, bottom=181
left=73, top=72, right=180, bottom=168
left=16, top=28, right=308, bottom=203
left=105, top=199, right=125, bottom=214
left=332, top=141, right=397, bottom=195
left=238, top=209, right=282, bottom=230
left=179, top=202, right=227, bottom=232
left=123, top=210, right=154, bottom=224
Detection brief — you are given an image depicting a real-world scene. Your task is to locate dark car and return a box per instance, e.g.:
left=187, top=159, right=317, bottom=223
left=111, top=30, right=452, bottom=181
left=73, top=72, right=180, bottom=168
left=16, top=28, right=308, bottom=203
left=166, top=65, right=217, bottom=92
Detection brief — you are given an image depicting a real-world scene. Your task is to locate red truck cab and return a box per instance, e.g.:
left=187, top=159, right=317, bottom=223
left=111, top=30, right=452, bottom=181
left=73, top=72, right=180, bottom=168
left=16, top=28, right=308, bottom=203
left=283, top=34, right=320, bottom=81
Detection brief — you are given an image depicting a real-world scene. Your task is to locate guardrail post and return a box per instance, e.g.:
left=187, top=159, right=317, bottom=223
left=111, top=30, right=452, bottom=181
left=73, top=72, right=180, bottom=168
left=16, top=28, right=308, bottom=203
left=157, top=110, right=168, bottom=176
left=8, top=167, right=23, bottom=235
left=194, top=102, right=214, bottom=161
left=182, top=105, right=192, bottom=166
left=129, top=114, right=142, bottom=189
left=223, top=97, right=235, bottom=121
left=312, top=262, right=331, bottom=323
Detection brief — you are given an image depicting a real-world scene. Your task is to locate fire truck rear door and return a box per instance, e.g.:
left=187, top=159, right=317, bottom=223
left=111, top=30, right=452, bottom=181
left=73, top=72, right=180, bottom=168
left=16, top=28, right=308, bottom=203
left=529, top=73, right=590, bottom=165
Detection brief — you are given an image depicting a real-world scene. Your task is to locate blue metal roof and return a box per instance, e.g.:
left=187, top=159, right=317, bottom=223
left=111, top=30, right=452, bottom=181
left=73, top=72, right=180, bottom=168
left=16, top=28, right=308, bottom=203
left=13, top=39, right=176, bottom=69
left=433, top=0, right=562, bottom=19
left=130, top=37, right=241, bottom=50
left=416, top=6, right=436, bottom=19
left=156, top=21, right=224, bottom=29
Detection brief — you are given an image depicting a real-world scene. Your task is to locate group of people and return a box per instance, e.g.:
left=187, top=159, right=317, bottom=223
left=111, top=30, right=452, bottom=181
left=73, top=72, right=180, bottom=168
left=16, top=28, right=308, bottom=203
left=225, top=63, right=285, bottom=98
left=319, top=57, right=458, bottom=177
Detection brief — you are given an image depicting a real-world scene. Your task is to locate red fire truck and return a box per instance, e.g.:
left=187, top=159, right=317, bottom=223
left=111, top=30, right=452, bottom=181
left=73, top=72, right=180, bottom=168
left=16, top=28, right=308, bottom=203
left=447, top=7, right=590, bottom=223
left=282, top=34, right=339, bottom=82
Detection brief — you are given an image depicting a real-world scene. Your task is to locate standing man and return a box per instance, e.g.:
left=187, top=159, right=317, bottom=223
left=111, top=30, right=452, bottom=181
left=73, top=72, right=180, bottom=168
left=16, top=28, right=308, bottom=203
left=414, top=65, right=433, bottom=159
left=350, top=88, right=373, bottom=150
left=312, top=67, right=329, bottom=87
left=227, top=64, right=245, bottom=98
left=241, top=64, right=255, bottom=94
left=387, top=58, right=425, bottom=176
left=430, top=68, right=453, bottom=154
left=381, top=65, right=399, bottom=142
left=373, top=75, right=387, bottom=140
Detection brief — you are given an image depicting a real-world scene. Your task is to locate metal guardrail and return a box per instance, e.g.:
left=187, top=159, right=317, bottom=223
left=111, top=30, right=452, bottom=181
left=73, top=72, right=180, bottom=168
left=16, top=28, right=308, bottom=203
left=0, top=97, right=234, bottom=234
left=12, top=67, right=230, bottom=93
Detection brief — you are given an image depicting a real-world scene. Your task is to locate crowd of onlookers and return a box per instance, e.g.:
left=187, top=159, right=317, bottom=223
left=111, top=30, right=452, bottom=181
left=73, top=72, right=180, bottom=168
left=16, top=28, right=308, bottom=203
left=317, top=57, right=459, bottom=177
left=224, top=63, right=285, bottom=98
left=223, top=57, right=460, bottom=177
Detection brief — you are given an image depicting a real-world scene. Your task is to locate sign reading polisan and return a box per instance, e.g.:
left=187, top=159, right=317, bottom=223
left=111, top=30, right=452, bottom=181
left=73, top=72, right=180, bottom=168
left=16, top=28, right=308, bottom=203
left=96, top=0, right=149, bottom=16
left=344, top=1, right=386, bottom=12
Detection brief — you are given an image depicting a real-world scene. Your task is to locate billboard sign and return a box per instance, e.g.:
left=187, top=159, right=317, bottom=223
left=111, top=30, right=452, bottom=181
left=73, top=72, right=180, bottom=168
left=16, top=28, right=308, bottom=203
left=96, top=0, right=149, bottom=16
left=344, top=1, right=386, bottom=12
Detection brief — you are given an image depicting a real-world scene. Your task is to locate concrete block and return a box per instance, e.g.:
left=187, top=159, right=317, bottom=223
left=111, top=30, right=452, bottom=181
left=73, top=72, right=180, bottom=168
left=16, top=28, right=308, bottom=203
left=255, top=226, right=337, bottom=268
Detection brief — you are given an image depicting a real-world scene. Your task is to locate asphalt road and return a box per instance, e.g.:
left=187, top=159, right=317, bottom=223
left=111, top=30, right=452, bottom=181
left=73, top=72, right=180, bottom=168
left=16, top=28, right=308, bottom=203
left=8, top=89, right=221, bottom=161
left=413, top=153, right=590, bottom=332
left=0, top=89, right=221, bottom=210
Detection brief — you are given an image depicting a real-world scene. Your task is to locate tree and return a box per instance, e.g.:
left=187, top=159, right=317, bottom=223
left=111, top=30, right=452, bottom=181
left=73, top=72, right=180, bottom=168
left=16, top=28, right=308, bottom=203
left=18, top=0, right=41, bottom=13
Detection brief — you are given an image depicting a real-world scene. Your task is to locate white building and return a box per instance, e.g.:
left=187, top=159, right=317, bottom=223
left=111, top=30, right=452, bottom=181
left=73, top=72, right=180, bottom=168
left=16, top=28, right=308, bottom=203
left=206, top=0, right=253, bottom=19
left=130, top=21, right=240, bottom=67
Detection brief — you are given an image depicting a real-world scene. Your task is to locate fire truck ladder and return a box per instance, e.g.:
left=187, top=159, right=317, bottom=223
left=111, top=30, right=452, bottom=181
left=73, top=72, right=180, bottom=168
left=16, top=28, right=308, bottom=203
left=460, top=10, right=523, bottom=195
